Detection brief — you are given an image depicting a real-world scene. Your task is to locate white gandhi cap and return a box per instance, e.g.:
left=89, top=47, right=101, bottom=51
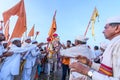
left=100, top=41, right=108, bottom=50
left=75, top=35, right=89, bottom=42
left=10, top=38, right=21, bottom=42
left=24, top=37, right=31, bottom=40
left=106, top=16, right=120, bottom=24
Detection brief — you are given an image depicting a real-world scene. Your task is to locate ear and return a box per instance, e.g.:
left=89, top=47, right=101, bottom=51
left=115, top=25, right=120, bottom=33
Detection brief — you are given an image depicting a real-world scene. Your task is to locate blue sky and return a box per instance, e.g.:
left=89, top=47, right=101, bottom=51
left=0, top=0, right=120, bottom=49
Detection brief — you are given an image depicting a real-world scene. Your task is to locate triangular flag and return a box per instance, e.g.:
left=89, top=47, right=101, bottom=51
left=28, top=25, right=35, bottom=37
left=3, top=0, right=26, bottom=39
left=48, top=10, right=57, bottom=38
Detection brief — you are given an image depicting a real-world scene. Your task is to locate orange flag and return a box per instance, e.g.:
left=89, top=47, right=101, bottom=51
left=48, top=10, right=57, bottom=37
left=28, top=25, right=35, bottom=37
left=3, top=0, right=26, bottom=39
left=4, top=20, right=10, bottom=40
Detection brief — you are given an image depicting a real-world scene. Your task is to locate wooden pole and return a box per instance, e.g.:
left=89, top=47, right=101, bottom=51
left=35, top=34, right=37, bottom=40
left=35, top=31, right=39, bottom=40
left=84, top=20, right=91, bottom=37
left=0, top=20, right=3, bottom=30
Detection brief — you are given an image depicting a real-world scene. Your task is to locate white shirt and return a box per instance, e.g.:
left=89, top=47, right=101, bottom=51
left=91, top=35, right=120, bottom=80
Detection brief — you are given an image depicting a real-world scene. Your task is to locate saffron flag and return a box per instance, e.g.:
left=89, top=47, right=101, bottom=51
left=4, top=20, right=10, bottom=40
left=48, top=10, right=57, bottom=37
left=28, top=25, right=35, bottom=37
left=3, top=0, right=26, bottom=39
left=91, top=7, right=99, bottom=37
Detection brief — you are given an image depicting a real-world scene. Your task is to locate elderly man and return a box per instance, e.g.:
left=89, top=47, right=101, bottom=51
left=0, top=38, right=28, bottom=80
left=61, top=40, right=71, bottom=80
left=70, top=16, right=120, bottom=80
left=60, top=35, right=94, bottom=80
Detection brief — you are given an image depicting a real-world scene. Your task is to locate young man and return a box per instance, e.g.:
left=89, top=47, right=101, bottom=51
left=61, top=40, right=71, bottom=80
left=70, top=16, right=120, bottom=80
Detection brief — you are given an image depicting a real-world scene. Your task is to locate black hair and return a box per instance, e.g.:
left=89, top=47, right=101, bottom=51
left=67, top=40, right=71, bottom=43
left=109, top=23, right=120, bottom=27
left=94, top=46, right=99, bottom=50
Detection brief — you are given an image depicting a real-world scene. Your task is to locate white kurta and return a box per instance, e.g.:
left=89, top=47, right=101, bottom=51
left=22, top=43, right=39, bottom=80
left=0, top=43, right=5, bottom=70
left=91, top=35, right=120, bottom=80
left=0, top=44, right=28, bottom=80
left=0, top=43, right=4, bottom=56
left=31, top=45, right=41, bottom=80
left=60, top=44, right=94, bottom=80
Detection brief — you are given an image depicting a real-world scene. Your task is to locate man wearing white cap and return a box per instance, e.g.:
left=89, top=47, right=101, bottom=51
left=60, top=35, right=94, bottom=80
left=22, top=37, right=39, bottom=80
left=0, top=38, right=28, bottom=80
left=69, top=16, right=120, bottom=80
left=98, top=41, right=108, bottom=63
left=30, top=39, right=41, bottom=80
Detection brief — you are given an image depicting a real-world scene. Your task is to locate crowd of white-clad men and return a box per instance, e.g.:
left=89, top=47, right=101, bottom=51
left=1, top=16, right=120, bottom=80
left=0, top=32, right=64, bottom=80
left=0, top=27, right=108, bottom=80
left=0, top=33, right=43, bottom=80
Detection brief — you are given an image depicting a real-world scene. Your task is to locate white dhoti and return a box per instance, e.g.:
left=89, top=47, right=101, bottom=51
left=22, top=67, right=32, bottom=80
left=0, top=68, right=14, bottom=80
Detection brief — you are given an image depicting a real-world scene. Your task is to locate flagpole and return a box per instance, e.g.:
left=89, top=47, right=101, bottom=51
left=35, top=31, right=39, bottom=40
left=84, top=7, right=97, bottom=37
left=0, top=20, right=3, bottom=31
left=25, top=26, right=27, bottom=37
left=84, top=20, right=91, bottom=37
left=35, top=34, right=37, bottom=40
left=84, top=8, right=94, bottom=37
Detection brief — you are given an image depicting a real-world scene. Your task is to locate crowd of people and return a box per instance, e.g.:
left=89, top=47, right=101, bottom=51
left=0, top=16, right=120, bottom=80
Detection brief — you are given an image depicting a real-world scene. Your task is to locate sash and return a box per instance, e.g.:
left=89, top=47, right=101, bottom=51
left=99, top=35, right=120, bottom=77
left=99, top=63, right=113, bottom=76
